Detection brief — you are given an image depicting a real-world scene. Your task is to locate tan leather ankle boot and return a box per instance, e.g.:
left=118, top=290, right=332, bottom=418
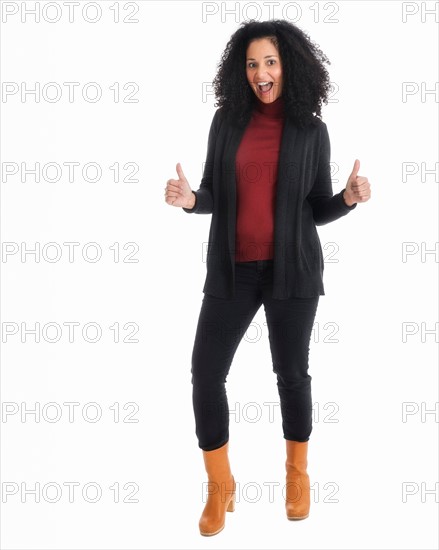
left=285, top=440, right=310, bottom=520
left=199, top=441, right=236, bottom=536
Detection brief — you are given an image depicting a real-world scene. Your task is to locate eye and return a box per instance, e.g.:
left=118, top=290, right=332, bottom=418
left=247, top=59, right=276, bottom=68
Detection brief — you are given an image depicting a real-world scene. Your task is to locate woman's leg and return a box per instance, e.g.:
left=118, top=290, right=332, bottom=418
left=263, top=293, right=319, bottom=441
left=192, top=262, right=264, bottom=535
left=190, top=262, right=263, bottom=450
left=263, top=289, right=319, bottom=520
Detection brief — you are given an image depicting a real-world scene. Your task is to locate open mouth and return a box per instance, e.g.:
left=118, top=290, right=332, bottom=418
left=257, top=81, right=273, bottom=93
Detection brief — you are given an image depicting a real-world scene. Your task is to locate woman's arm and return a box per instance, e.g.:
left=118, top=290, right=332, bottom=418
left=182, top=109, right=222, bottom=214
left=306, top=121, right=357, bottom=225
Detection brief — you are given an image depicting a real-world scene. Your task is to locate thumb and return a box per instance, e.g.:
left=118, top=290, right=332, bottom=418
left=176, top=162, right=187, bottom=182
left=350, top=159, right=360, bottom=180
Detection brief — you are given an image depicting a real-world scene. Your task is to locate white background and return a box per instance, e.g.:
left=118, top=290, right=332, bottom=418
left=1, top=1, right=438, bottom=549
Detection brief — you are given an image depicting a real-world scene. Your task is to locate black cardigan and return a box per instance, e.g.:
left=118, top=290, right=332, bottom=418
left=183, top=107, right=357, bottom=300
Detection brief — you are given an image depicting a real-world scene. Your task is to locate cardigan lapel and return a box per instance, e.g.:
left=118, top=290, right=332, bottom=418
left=224, top=121, right=248, bottom=262
left=273, top=118, right=298, bottom=257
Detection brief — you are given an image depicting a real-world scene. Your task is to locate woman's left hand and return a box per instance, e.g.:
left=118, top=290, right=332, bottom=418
left=343, top=159, right=371, bottom=206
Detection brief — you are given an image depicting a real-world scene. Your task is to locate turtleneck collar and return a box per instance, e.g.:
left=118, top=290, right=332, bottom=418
left=254, top=95, right=285, bottom=118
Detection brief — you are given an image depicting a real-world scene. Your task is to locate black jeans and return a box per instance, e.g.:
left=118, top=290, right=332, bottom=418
left=190, top=259, right=319, bottom=451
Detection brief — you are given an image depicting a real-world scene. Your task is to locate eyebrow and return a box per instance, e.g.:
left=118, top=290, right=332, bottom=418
left=246, top=55, right=278, bottom=60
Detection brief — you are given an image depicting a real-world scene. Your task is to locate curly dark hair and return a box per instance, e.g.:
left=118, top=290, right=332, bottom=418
left=212, top=19, right=331, bottom=129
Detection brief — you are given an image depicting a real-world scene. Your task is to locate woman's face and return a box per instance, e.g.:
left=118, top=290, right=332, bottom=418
left=246, top=37, right=283, bottom=103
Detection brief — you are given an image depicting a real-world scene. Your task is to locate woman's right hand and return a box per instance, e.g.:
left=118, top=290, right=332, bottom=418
left=165, top=163, right=195, bottom=209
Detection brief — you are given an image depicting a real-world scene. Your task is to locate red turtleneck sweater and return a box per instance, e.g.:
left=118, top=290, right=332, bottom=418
left=234, top=95, right=285, bottom=262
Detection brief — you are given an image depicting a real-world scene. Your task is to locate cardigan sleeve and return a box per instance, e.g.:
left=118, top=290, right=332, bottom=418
left=306, top=121, right=357, bottom=226
left=182, top=109, right=221, bottom=214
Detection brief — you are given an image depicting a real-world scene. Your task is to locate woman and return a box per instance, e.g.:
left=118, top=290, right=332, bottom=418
left=165, top=19, right=371, bottom=536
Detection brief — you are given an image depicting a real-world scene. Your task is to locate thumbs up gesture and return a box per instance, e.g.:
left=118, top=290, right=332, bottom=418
left=164, top=163, right=195, bottom=208
left=343, top=159, right=371, bottom=206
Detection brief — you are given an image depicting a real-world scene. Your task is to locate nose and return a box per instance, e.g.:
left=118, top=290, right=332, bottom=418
left=255, top=66, right=268, bottom=81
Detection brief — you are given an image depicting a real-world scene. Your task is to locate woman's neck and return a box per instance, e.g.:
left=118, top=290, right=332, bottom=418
left=254, top=95, right=285, bottom=118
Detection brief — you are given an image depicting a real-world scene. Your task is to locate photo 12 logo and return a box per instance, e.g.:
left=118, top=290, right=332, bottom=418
left=1, top=2, right=141, bottom=24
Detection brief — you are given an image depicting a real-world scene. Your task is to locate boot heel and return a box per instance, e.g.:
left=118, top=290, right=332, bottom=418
left=227, top=493, right=235, bottom=512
